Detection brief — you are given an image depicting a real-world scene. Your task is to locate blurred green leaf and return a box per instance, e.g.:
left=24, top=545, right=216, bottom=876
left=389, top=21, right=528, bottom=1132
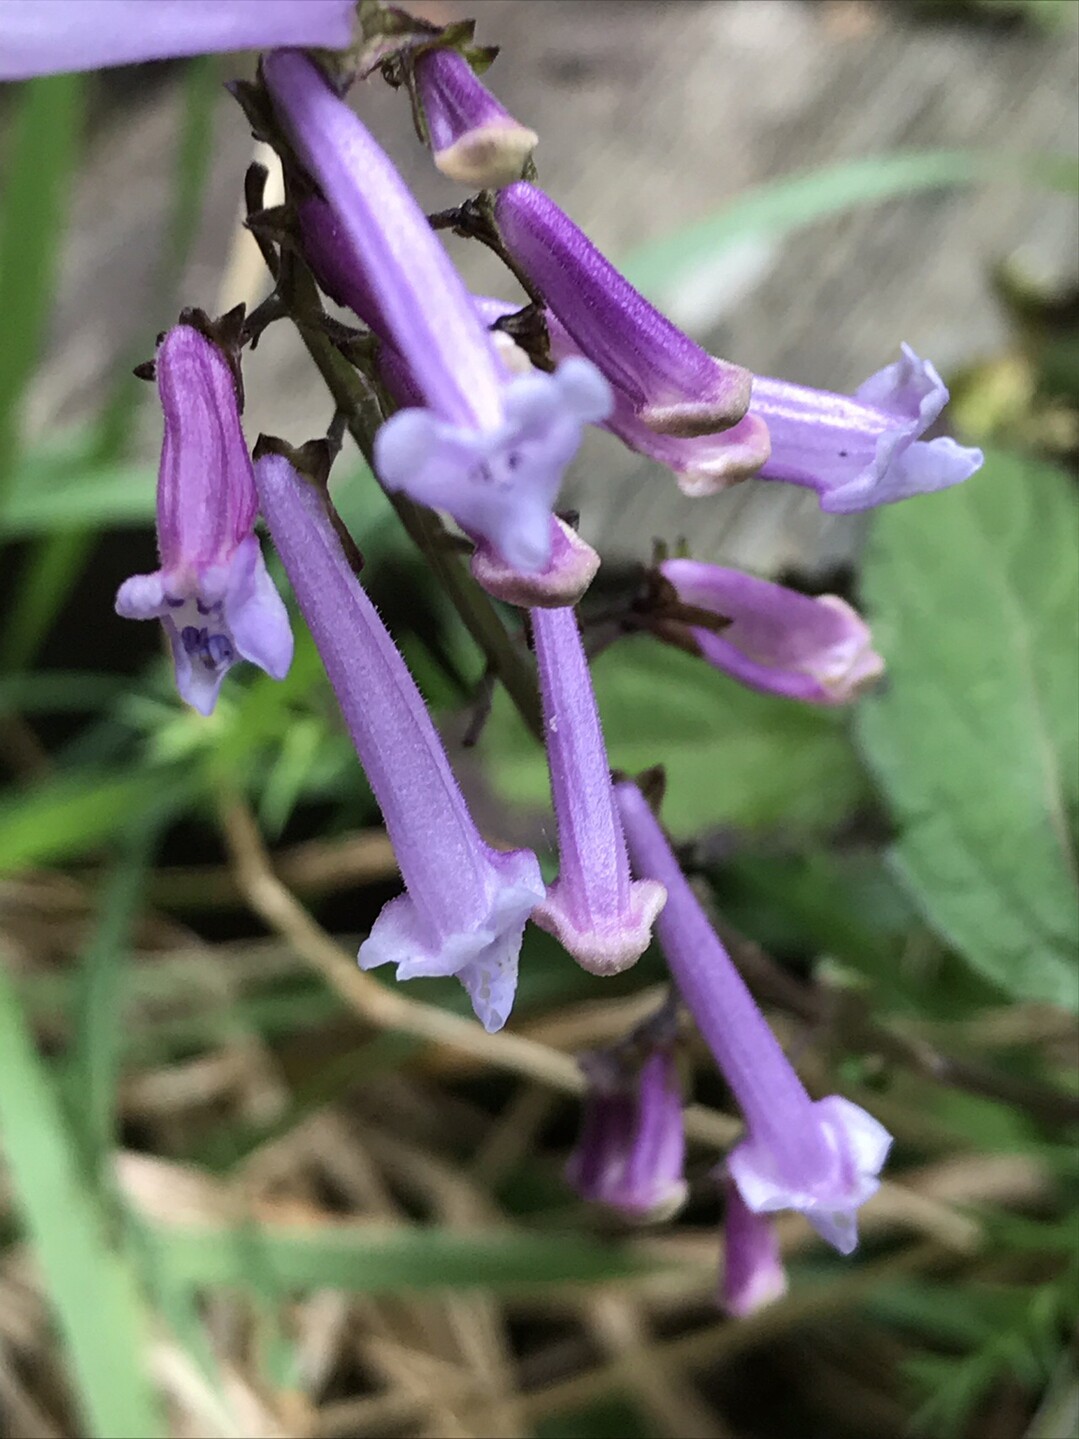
left=0, top=771, right=181, bottom=872
left=623, top=150, right=1077, bottom=308
left=857, top=449, right=1079, bottom=1009
left=485, top=636, right=867, bottom=836
left=0, top=74, right=84, bottom=500
left=537, top=1400, right=658, bottom=1438
left=0, top=445, right=156, bottom=538
left=0, top=963, right=164, bottom=1439
left=134, top=1218, right=660, bottom=1295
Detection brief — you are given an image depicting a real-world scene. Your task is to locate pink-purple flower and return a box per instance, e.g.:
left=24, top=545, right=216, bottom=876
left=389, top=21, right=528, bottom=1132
left=413, top=46, right=537, bottom=188
left=114, top=324, right=293, bottom=716
left=254, top=453, right=544, bottom=1034
left=615, top=781, right=892, bottom=1255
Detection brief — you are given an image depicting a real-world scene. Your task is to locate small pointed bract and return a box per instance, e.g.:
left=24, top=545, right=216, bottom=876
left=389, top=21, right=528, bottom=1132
left=267, top=56, right=611, bottom=574
left=566, top=1047, right=687, bottom=1220
left=0, top=0, right=355, bottom=79
left=658, top=559, right=884, bottom=705
left=720, top=1177, right=788, bottom=1317
left=413, top=46, right=537, bottom=188
left=753, top=345, right=984, bottom=512
left=114, top=325, right=292, bottom=715
left=531, top=606, right=665, bottom=972
left=494, top=182, right=752, bottom=438
left=615, top=781, right=892, bottom=1255
left=254, top=454, right=544, bottom=1033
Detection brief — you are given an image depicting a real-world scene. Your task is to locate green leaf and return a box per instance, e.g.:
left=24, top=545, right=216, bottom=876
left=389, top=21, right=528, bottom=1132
left=0, top=74, right=84, bottom=501
left=484, top=636, right=867, bottom=836
left=0, top=445, right=156, bottom=539
left=857, top=449, right=1079, bottom=1008
left=622, top=150, right=1076, bottom=309
left=0, top=772, right=180, bottom=872
left=134, top=1219, right=659, bottom=1296
left=0, top=963, right=165, bottom=1438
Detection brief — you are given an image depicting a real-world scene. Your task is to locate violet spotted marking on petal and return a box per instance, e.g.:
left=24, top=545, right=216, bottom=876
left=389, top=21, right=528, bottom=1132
left=615, top=781, right=892, bottom=1255
left=414, top=46, right=537, bottom=188
left=114, top=324, right=293, bottom=716
left=254, top=453, right=545, bottom=1034
left=0, top=0, right=355, bottom=80
left=531, top=606, right=665, bottom=973
left=267, top=61, right=612, bottom=573
left=658, top=559, right=884, bottom=705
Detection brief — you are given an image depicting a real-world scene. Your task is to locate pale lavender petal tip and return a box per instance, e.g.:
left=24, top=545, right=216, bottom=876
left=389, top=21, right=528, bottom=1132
left=754, top=344, right=983, bottom=514
left=374, top=360, right=612, bottom=574
left=471, top=516, right=601, bottom=609
left=659, top=558, right=884, bottom=705
left=720, top=1178, right=789, bottom=1317
left=728, top=1095, right=892, bottom=1257
left=358, top=846, right=543, bottom=1033
left=0, top=0, right=355, bottom=80
left=414, top=47, right=537, bottom=188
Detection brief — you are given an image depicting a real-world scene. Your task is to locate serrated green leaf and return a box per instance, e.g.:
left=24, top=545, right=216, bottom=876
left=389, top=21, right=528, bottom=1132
left=857, top=449, right=1079, bottom=1009
left=484, top=636, right=867, bottom=837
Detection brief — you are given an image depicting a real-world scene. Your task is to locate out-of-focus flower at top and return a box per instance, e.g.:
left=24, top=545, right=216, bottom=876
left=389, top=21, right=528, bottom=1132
left=656, top=559, right=884, bottom=705
left=265, top=52, right=611, bottom=576
left=494, top=181, right=755, bottom=442
left=753, top=345, right=984, bottom=512
left=114, top=324, right=293, bottom=716
left=255, top=454, right=545, bottom=1034
left=616, top=781, right=893, bottom=1256
left=0, top=0, right=356, bottom=80
left=413, top=46, right=537, bottom=188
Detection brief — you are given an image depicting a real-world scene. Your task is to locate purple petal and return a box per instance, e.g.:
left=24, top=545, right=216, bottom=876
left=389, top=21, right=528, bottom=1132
left=531, top=605, right=666, bottom=974
left=222, top=534, right=294, bottom=680
left=720, top=1178, right=788, bottom=1317
left=264, top=50, right=505, bottom=431
left=754, top=344, right=983, bottom=513
left=494, top=182, right=752, bottom=437
left=414, top=47, right=537, bottom=188
left=374, top=364, right=612, bottom=574
left=471, top=516, right=600, bottom=609
left=659, top=559, right=884, bottom=704
left=254, top=453, right=545, bottom=1031
left=0, top=0, right=355, bottom=79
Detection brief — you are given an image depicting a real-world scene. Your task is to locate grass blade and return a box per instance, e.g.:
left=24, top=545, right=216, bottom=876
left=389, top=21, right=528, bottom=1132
left=0, top=961, right=165, bottom=1438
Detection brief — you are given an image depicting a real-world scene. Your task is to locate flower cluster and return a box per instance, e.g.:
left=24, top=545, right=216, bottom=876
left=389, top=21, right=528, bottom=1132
left=5, top=0, right=984, bottom=1303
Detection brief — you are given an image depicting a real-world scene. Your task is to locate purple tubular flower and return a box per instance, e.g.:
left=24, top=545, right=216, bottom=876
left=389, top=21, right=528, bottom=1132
left=615, top=782, right=892, bottom=1255
left=114, top=325, right=292, bottom=716
left=266, top=55, right=611, bottom=574
left=493, top=182, right=752, bottom=439
left=566, top=1048, right=687, bottom=1220
left=254, top=454, right=544, bottom=1033
left=720, top=1177, right=788, bottom=1317
left=753, top=345, right=984, bottom=512
left=0, top=0, right=355, bottom=79
left=530, top=607, right=665, bottom=973
left=413, top=47, right=537, bottom=188
left=658, top=558, right=884, bottom=705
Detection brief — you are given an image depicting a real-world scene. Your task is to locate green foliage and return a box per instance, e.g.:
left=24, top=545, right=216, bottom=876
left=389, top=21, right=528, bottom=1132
left=857, top=448, right=1079, bottom=1009
left=484, top=635, right=868, bottom=838
left=133, top=1217, right=661, bottom=1296
left=0, top=770, right=187, bottom=872
left=0, top=964, right=165, bottom=1439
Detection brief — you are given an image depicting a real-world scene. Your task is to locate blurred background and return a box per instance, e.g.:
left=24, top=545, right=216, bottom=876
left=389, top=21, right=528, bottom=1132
left=0, top=2, right=1077, bottom=1437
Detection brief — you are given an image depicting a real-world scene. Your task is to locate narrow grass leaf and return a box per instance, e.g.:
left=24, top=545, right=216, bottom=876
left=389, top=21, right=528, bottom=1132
left=0, top=963, right=165, bottom=1438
